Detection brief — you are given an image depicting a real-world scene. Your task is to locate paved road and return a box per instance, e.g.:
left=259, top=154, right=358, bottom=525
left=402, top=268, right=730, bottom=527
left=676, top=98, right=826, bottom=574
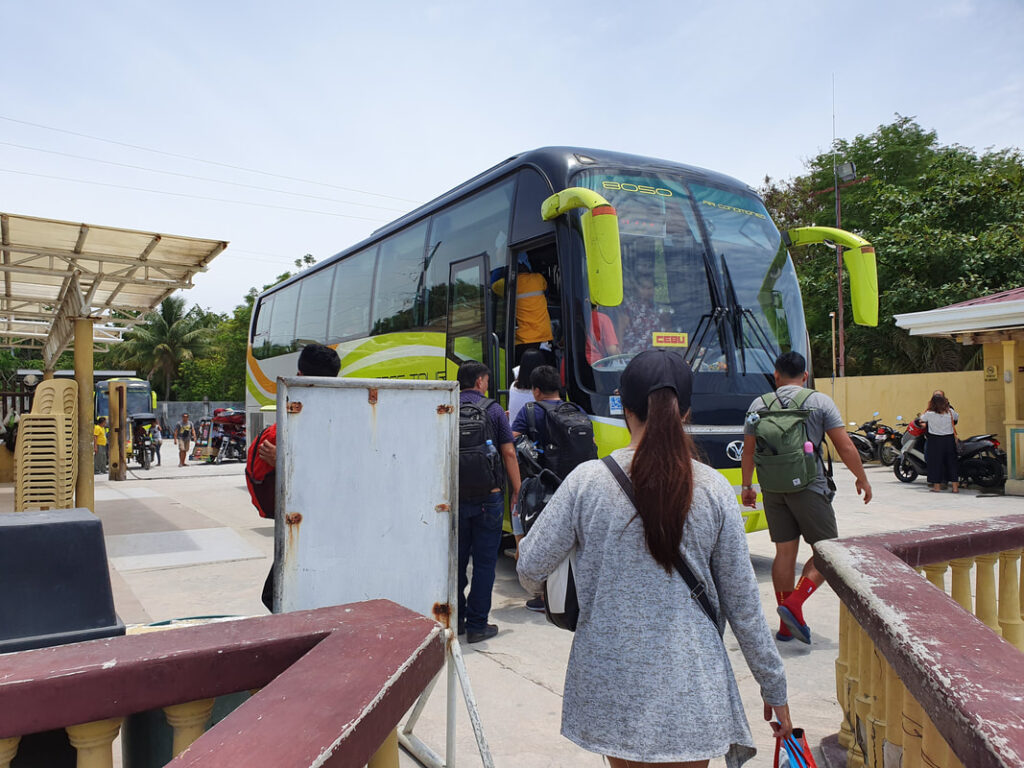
left=3, top=459, right=1019, bottom=767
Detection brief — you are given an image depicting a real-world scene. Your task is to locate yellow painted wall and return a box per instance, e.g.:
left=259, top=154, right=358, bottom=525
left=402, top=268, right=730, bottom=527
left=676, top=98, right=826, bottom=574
left=816, top=369, right=988, bottom=438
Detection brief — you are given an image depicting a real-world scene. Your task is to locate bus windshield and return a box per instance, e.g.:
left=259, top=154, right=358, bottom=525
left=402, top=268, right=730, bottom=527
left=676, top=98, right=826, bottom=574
left=572, top=170, right=807, bottom=397
left=95, top=384, right=153, bottom=418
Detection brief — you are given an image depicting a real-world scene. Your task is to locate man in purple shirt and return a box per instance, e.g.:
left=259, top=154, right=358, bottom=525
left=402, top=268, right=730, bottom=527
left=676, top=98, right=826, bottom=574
left=457, top=361, right=521, bottom=643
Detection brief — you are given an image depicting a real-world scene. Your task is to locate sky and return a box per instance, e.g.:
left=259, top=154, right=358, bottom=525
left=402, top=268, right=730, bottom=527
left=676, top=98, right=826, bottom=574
left=2, top=0, right=1022, bottom=315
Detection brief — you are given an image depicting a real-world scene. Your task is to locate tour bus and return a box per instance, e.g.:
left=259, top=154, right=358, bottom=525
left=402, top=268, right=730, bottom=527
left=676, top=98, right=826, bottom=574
left=246, top=147, right=877, bottom=532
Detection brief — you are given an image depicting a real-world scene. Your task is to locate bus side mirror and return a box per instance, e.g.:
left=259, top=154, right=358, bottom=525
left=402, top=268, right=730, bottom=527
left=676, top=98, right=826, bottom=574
left=784, top=227, right=878, bottom=327
left=542, top=187, right=623, bottom=307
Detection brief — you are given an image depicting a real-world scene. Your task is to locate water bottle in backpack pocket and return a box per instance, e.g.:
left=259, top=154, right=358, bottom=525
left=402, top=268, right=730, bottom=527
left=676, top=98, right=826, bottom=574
left=458, top=398, right=504, bottom=501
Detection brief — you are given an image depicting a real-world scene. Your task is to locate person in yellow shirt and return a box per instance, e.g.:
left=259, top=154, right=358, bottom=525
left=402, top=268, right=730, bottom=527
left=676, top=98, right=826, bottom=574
left=492, top=253, right=554, bottom=364
left=93, top=416, right=108, bottom=475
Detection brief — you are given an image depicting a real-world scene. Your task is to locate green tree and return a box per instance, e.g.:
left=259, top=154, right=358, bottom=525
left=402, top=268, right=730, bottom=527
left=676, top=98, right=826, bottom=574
left=110, top=296, right=213, bottom=400
left=201, top=254, right=319, bottom=401
left=761, top=116, right=1024, bottom=376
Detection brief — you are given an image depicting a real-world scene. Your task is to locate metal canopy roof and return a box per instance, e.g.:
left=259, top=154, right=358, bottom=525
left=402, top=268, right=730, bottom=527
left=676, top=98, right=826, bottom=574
left=894, top=288, right=1024, bottom=344
left=0, top=212, right=227, bottom=366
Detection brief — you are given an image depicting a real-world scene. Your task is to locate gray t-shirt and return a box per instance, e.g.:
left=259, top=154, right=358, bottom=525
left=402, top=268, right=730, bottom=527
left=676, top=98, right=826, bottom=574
left=745, top=384, right=843, bottom=497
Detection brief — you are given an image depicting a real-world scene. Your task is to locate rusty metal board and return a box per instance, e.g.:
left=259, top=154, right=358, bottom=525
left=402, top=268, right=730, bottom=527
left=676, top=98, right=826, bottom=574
left=274, top=377, right=458, bottom=624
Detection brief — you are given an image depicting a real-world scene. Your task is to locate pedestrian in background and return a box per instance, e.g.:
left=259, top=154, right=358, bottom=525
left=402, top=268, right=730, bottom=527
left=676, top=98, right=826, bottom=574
left=93, top=416, right=108, bottom=474
left=507, top=348, right=547, bottom=425
left=519, top=350, right=791, bottom=767
left=152, top=422, right=163, bottom=466
left=174, top=413, right=194, bottom=467
left=920, top=392, right=959, bottom=493
left=457, top=361, right=521, bottom=644
left=740, top=351, right=871, bottom=645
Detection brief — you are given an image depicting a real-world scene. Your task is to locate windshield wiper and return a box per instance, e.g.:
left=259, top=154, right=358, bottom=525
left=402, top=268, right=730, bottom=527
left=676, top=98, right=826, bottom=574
left=685, top=308, right=727, bottom=372
left=719, top=255, right=778, bottom=378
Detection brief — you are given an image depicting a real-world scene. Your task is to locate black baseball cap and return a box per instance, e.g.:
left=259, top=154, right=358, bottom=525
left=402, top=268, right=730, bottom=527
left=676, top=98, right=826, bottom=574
left=619, top=349, right=693, bottom=419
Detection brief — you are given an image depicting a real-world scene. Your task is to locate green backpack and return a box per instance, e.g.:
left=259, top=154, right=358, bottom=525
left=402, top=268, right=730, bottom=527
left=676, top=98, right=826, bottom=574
left=751, top=388, right=819, bottom=494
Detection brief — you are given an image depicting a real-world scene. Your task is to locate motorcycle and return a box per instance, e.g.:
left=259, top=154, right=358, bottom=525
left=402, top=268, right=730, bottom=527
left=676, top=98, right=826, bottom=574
left=893, top=419, right=1005, bottom=488
left=847, top=412, right=886, bottom=464
left=214, top=431, right=247, bottom=464
left=211, top=408, right=247, bottom=464
left=128, top=413, right=157, bottom=470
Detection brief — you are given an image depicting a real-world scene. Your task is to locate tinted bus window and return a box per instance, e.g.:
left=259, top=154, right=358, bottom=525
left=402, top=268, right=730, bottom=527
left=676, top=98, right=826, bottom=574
left=423, top=180, right=514, bottom=329
left=511, top=167, right=555, bottom=245
left=328, top=248, right=377, bottom=342
left=268, top=283, right=300, bottom=354
left=372, top=223, right=428, bottom=335
left=296, top=266, right=335, bottom=345
left=252, top=294, right=275, bottom=359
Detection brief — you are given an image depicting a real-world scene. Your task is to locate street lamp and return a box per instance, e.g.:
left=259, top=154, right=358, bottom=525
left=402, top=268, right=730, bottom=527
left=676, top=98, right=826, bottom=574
left=833, top=160, right=857, bottom=377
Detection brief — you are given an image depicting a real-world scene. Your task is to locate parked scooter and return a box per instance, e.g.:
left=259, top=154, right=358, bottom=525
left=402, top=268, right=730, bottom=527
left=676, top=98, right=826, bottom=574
left=893, top=417, right=1005, bottom=488
left=848, top=412, right=899, bottom=464
left=847, top=413, right=881, bottom=463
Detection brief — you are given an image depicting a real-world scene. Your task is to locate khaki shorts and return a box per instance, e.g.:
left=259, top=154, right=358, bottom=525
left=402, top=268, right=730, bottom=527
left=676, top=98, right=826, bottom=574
left=762, top=489, right=838, bottom=544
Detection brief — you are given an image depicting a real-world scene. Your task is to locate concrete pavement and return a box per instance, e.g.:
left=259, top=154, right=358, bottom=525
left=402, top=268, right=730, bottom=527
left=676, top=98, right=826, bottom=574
left=2, top=459, right=1020, bottom=766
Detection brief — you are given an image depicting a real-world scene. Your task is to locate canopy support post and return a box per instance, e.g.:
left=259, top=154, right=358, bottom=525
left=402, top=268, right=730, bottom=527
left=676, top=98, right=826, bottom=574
left=74, top=317, right=94, bottom=512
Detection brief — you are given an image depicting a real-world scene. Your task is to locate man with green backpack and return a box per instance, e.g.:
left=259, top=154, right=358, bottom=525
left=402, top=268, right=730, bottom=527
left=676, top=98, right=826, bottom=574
left=740, top=351, right=872, bottom=645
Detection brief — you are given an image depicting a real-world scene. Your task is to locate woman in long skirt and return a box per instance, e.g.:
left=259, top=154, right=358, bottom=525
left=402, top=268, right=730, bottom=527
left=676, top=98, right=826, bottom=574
left=920, top=393, right=959, bottom=492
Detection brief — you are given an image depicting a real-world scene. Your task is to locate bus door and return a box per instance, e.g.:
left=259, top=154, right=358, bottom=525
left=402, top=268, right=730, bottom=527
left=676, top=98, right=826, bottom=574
left=445, top=254, right=494, bottom=392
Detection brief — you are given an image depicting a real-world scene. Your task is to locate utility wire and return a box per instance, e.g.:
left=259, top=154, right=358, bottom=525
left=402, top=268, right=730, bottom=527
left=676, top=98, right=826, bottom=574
left=0, top=167, right=392, bottom=222
left=0, top=114, right=422, bottom=204
left=0, top=139, right=410, bottom=213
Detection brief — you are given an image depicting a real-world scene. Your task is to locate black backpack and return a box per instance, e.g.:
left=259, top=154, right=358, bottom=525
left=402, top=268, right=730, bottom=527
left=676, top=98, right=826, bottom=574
left=525, top=400, right=597, bottom=481
left=458, top=398, right=504, bottom=502
left=517, top=468, right=561, bottom=535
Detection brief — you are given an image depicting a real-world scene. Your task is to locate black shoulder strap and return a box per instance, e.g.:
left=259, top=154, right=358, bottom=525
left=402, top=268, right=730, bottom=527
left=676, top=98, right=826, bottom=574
left=600, top=455, right=719, bottom=628
left=525, top=401, right=539, bottom=440
left=477, top=397, right=494, bottom=413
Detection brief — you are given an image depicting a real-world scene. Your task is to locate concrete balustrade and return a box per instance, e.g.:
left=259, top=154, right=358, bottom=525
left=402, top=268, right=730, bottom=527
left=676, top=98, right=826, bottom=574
left=949, top=557, right=974, bottom=612
left=835, top=605, right=855, bottom=752
left=0, top=601, right=445, bottom=768
left=163, top=698, right=216, bottom=757
left=975, top=552, right=1001, bottom=634
left=0, top=737, right=19, bottom=768
left=998, top=548, right=1024, bottom=650
left=817, top=515, right=1024, bottom=768
left=65, top=718, right=122, bottom=768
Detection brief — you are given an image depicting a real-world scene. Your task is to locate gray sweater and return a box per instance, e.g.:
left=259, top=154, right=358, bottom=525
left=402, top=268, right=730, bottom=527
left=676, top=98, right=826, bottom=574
left=517, top=448, right=787, bottom=766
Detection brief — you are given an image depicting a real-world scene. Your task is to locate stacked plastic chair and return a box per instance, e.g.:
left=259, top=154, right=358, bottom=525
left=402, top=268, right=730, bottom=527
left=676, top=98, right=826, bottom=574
left=14, top=380, right=79, bottom=512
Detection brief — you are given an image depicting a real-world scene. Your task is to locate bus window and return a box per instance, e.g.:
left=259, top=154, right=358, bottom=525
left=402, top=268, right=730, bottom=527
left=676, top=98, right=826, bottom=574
left=296, top=265, right=334, bottom=345
left=268, top=283, right=300, bottom=355
left=422, top=180, right=514, bottom=330
left=511, top=167, right=554, bottom=244
left=371, top=223, right=428, bottom=336
left=328, top=247, right=377, bottom=342
left=252, top=294, right=275, bottom=359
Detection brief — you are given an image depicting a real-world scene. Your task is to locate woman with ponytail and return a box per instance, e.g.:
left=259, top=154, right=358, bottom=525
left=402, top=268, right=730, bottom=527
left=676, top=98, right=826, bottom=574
left=518, top=350, right=791, bottom=768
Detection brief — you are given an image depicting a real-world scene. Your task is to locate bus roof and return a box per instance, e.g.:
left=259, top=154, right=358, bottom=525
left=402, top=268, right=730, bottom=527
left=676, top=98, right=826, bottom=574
left=259, top=146, right=755, bottom=299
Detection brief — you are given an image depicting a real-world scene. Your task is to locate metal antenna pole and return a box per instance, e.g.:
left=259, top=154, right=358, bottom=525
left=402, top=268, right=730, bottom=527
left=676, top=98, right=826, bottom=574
left=832, top=74, right=846, bottom=377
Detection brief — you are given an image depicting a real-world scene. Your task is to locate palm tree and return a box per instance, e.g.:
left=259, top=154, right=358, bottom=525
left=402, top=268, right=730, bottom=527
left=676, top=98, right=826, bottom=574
left=113, top=297, right=213, bottom=400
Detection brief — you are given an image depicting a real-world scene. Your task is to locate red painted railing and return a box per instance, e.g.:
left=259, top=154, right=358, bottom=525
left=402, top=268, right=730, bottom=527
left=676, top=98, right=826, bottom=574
left=0, top=599, right=445, bottom=766
left=816, top=515, right=1024, bottom=768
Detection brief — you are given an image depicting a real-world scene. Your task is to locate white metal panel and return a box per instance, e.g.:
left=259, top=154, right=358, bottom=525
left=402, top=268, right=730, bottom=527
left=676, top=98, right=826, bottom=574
left=275, top=377, right=458, bottom=624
